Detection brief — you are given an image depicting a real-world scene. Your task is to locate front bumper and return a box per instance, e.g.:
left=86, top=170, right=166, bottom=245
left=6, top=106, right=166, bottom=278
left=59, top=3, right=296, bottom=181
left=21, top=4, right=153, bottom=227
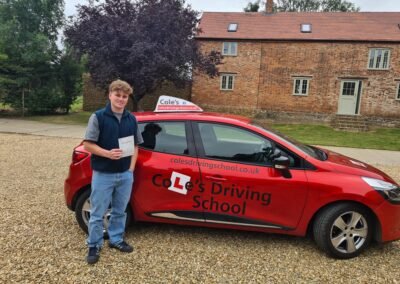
left=375, top=201, right=400, bottom=242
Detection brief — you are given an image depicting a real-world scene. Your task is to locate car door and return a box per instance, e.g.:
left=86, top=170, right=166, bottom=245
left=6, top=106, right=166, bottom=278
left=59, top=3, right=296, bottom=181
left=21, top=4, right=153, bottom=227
left=132, top=120, right=204, bottom=223
left=193, top=122, right=309, bottom=231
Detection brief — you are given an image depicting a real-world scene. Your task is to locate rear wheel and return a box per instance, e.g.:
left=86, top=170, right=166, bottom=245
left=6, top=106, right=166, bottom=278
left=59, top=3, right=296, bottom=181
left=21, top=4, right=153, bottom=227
left=75, top=189, right=132, bottom=237
left=313, top=203, right=372, bottom=259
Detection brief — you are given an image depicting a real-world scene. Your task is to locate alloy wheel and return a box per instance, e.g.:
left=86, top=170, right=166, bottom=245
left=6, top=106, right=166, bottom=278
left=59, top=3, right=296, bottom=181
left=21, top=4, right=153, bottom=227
left=330, top=211, right=368, bottom=254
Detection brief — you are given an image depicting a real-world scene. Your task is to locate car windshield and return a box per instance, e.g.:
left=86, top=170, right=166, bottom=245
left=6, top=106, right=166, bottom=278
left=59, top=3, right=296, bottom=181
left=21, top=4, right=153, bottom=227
left=251, top=122, right=327, bottom=161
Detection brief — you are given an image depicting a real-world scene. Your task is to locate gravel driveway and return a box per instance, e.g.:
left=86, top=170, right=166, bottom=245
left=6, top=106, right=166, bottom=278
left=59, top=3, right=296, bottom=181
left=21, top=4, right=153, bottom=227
left=1, top=133, right=399, bottom=283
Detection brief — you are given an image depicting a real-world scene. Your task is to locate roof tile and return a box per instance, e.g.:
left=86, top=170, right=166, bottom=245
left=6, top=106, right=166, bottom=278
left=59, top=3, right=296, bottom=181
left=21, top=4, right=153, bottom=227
left=196, top=12, right=400, bottom=42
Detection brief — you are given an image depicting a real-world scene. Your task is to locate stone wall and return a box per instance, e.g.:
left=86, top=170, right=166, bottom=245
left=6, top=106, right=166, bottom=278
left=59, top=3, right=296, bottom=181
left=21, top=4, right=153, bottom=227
left=201, top=104, right=400, bottom=127
left=82, top=74, right=191, bottom=112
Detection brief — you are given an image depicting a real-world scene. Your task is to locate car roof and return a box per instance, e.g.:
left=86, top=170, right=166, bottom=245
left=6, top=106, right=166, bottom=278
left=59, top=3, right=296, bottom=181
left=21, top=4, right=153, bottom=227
left=134, top=111, right=252, bottom=126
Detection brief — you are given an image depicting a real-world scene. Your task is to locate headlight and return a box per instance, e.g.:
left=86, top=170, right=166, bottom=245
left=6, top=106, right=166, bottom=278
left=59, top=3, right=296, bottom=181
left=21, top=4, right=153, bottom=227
left=362, top=177, right=400, bottom=204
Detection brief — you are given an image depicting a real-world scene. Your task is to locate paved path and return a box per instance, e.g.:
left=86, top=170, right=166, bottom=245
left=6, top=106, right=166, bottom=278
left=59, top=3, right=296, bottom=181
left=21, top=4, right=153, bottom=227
left=320, top=146, right=400, bottom=166
left=0, top=118, right=399, bottom=166
left=0, top=118, right=86, bottom=139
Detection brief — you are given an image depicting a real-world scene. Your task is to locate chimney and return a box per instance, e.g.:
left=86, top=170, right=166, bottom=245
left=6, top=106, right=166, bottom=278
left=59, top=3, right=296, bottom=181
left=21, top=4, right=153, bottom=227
left=266, top=0, right=273, bottom=14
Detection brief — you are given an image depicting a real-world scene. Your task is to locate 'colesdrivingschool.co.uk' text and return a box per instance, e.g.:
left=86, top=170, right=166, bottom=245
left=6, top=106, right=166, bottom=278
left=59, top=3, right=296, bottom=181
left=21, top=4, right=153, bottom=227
left=170, top=157, right=260, bottom=175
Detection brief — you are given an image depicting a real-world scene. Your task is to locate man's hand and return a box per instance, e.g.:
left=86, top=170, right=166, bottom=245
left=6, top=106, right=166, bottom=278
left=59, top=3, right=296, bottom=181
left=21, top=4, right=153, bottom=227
left=129, top=146, right=139, bottom=172
left=83, top=141, right=124, bottom=160
left=108, top=148, right=123, bottom=160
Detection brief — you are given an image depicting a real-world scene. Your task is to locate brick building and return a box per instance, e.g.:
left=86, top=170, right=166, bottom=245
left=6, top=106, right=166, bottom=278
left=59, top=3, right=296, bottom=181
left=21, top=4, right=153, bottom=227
left=192, top=10, right=400, bottom=126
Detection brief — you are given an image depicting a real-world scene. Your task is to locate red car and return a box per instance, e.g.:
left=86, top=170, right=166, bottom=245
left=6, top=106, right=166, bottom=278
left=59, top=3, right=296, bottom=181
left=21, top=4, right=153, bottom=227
left=64, top=98, right=400, bottom=259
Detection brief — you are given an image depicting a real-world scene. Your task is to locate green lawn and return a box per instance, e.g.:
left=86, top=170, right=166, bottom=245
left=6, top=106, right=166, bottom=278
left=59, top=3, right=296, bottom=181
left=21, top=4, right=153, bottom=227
left=269, top=124, right=400, bottom=151
left=0, top=96, right=91, bottom=125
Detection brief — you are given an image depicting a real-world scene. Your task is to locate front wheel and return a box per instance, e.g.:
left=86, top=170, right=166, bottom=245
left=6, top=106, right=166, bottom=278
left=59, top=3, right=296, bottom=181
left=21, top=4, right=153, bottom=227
left=313, top=203, right=372, bottom=259
left=75, top=189, right=132, bottom=237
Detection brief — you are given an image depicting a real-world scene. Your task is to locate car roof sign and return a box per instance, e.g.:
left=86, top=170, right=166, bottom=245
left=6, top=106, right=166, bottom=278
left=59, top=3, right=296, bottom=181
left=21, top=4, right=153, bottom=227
left=154, top=96, right=203, bottom=112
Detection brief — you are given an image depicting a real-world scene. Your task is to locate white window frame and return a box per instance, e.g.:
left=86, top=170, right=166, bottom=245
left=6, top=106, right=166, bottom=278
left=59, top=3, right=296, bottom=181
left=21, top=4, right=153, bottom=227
left=220, top=74, right=235, bottom=91
left=368, top=48, right=391, bottom=70
left=292, top=77, right=310, bottom=96
left=222, top=42, right=238, bottom=56
left=396, top=83, right=400, bottom=100
left=300, top=23, right=312, bottom=33
left=228, top=23, right=238, bottom=32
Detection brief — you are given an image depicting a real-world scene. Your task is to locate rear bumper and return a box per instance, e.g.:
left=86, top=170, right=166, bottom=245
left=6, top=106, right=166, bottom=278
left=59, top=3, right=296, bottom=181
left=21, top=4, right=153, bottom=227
left=64, top=178, right=74, bottom=211
left=64, top=162, right=92, bottom=211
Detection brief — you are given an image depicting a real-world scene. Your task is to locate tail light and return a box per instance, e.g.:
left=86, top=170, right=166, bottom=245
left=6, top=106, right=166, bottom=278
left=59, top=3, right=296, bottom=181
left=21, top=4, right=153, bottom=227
left=72, top=150, right=89, bottom=164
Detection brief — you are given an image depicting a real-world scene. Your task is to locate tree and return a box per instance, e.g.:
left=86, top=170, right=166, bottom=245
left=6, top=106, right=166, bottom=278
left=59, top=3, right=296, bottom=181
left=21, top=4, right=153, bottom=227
left=244, top=0, right=359, bottom=12
left=275, top=0, right=319, bottom=12
left=320, top=0, right=360, bottom=12
left=0, top=0, right=83, bottom=114
left=57, top=50, right=84, bottom=114
left=244, top=1, right=261, bottom=12
left=65, top=0, right=222, bottom=107
left=274, top=0, right=360, bottom=12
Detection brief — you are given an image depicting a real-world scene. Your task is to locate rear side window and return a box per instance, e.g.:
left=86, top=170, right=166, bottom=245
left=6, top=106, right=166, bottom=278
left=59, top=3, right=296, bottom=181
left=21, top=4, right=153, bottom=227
left=138, top=122, right=188, bottom=155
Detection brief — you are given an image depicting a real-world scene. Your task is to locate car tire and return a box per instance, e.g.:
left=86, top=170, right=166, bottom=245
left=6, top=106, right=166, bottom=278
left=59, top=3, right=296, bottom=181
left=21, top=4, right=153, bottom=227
left=75, top=189, right=132, bottom=238
left=313, top=202, right=372, bottom=259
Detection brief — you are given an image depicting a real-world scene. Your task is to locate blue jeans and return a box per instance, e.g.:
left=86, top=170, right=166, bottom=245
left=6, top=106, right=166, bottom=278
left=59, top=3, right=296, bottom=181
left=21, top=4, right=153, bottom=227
left=87, top=170, right=134, bottom=248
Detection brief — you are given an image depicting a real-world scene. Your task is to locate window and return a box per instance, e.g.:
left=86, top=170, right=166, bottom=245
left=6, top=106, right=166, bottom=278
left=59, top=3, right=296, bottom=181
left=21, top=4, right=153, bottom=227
left=300, top=23, right=312, bottom=33
left=228, top=23, right=238, bottom=32
left=342, top=82, right=356, bottom=96
left=138, top=122, right=188, bottom=155
left=198, top=123, right=274, bottom=165
left=293, top=78, right=310, bottom=96
left=368, top=48, right=390, bottom=70
left=220, top=74, right=235, bottom=90
left=222, top=42, right=237, bottom=56
left=397, top=83, right=400, bottom=100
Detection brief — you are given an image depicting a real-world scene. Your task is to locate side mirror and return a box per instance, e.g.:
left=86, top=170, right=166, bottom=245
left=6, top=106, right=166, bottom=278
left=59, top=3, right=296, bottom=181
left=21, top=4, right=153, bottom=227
left=269, top=148, right=281, bottom=159
left=273, top=156, right=292, bottom=179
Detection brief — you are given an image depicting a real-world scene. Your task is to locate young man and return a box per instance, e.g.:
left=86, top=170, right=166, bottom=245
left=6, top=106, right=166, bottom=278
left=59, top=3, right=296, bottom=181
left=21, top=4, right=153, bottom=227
left=83, top=80, right=143, bottom=264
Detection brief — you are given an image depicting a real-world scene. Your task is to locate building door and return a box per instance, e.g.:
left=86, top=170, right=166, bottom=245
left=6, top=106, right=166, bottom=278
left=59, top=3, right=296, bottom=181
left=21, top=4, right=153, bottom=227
left=338, top=80, right=362, bottom=115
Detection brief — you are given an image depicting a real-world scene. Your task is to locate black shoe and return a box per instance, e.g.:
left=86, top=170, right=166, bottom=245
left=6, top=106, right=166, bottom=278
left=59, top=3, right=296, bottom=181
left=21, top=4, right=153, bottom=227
left=87, top=247, right=101, bottom=264
left=109, top=241, right=134, bottom=253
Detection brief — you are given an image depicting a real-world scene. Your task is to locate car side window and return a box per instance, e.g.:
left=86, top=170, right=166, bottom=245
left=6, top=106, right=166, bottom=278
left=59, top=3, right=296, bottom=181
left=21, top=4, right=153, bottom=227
left=198, top=123, right=275, bottom=165
left=138, top=122, right=188, bottom=155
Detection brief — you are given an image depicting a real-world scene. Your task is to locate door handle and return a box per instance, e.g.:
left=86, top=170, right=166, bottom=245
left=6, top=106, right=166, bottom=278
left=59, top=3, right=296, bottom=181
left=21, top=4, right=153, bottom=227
left=205, top=175, right=227, bottom=182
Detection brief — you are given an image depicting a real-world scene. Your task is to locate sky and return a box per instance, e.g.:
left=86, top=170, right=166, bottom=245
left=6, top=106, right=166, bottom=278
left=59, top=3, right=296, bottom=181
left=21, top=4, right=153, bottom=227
left=65, top=0, right=400, bottom=16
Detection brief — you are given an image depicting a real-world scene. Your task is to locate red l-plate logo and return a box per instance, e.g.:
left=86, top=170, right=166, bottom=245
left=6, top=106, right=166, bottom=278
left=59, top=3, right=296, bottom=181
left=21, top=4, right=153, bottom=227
left=168, top=171, right=191, bottom=195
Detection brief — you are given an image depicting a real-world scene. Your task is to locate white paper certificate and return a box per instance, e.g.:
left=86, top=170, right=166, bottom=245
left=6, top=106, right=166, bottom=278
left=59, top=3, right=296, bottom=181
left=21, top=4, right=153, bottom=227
left=118, top=135, right=135, bottom=158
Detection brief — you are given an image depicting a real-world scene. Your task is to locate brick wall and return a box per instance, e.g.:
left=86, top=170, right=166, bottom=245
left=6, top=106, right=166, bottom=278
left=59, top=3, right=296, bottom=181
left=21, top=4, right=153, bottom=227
left=192, top=40, right=400, bottom=120
left=138, top=81, right=192, bottom=111
left=192, top=41, right=261, bottom=111
left=83, top=74, right=191, bottom=112
left=82, top=73, right=108, bottom=111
